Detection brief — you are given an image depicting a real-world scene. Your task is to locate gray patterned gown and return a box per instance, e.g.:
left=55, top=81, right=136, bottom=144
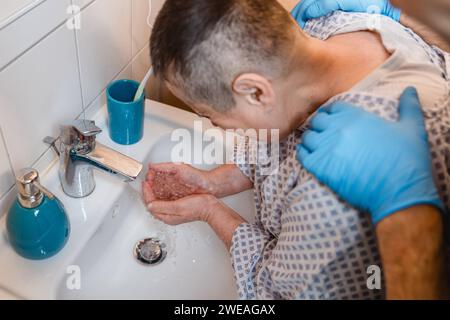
left=231, top=12, right=450, bottom=300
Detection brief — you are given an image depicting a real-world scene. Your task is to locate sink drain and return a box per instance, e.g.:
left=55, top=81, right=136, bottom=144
left=134, top=238, right=167, bottom=265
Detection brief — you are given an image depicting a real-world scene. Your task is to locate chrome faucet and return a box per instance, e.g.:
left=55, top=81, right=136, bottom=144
left=45, top=120, right=143, bottom=198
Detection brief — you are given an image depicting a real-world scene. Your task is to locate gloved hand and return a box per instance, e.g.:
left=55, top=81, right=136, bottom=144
left=292, top=0, right=401, bottom=28
left=297, top=87, right=444, bottom=224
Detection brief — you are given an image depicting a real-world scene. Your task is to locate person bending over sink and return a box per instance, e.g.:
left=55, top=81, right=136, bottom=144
left=142, top=0, right=450, bottom=299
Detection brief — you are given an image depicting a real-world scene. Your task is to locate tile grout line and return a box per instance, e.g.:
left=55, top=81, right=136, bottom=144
left=131, top=0, right=134, bottom=78
left=71, top=0, right=87, bottom=117
left=0, top=0, right=46, bottom=31
left=0, top=0, right=98, bottom=74
left=0, top=125, right=16, bottom=200
left=0, top=43, right=150, bottom=203
left=1, top=0, right=94, bottom=201
left=0, top=19, right=68, bottom=73
left=80, top=37, right=151, bottom=117
left=1, top=0, right=144, bottom=202
left=77, top=50, right=138, bottom=118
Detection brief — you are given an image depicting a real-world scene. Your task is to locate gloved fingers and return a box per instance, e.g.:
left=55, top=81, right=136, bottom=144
left=292, top=0, right=401, bottom=28
left=291, top=0, right=318, bottom=28
left=301, top=130, right=324, bottom=152
left=378, top=0, right=402, bottom=21
left=389, top=6, right=402, bottom=22
left=296, top=144, right=311, bottom=165
left=321, top=101, right=360, bottom=115
left=340, top=0, right=390, bottom=15
left=398, top=87, right=425, bottom=127
left=298, top=138, right=335, bottom=180
left=304, top=0, right=341, bottom=19
left=309, top=112, right=333, bottom=132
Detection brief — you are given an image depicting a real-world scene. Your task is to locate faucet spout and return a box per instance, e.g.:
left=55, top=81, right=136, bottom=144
left=77, top=143, right=143, bottom=182
left=46, top=120, right=143, bottom=198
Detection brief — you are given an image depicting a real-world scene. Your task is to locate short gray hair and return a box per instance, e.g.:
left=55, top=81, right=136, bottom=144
left=150, top=0, right=296, bottom=111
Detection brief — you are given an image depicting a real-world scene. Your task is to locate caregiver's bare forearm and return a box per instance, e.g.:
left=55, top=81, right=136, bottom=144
left=376, top=205, right=447, bottom=300
left=400, top=14, right=450, bottom=52
left=206, top=164, right=253, bottom=198
left=204, top=197, right=247, bottom=250
left=277, top=0, right=300, bottom=12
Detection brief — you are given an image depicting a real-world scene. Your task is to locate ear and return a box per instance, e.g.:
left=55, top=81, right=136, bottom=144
left=232, top=73, right=276, bottom=108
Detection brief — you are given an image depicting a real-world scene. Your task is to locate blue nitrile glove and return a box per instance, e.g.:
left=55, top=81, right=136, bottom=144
left=292, top=0, right=401, bottom=28
left=297, top=88, right=444, bottom=224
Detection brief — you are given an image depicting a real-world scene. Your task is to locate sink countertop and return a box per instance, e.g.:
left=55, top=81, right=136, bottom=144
left=0, top=100, right=212, bottom=300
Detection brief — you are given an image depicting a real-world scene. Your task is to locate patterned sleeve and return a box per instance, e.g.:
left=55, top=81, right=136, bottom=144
left=232, top=135, right=258, bottom=183
left=230, top=223, right=275, bottom=300
left=230, top=177, right=382, bottom=300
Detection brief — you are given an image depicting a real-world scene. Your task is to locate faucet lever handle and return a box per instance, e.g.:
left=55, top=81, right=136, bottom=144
left=71, top=120, right=102, bottom=137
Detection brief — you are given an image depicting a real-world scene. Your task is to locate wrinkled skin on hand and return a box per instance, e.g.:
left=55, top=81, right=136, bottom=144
left=141, top=163, right=219, bottom=226
left=142, top=163, right=211, bottom=202
left=151, top=171, right=197, bottom=201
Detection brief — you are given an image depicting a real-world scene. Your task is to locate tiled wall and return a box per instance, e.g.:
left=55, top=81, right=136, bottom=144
left=0, top=0, right=165, bottom=216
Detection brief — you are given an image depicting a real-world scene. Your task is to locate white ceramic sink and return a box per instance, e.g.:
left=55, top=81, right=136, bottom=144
left=0, top=100, right=255, bottom=300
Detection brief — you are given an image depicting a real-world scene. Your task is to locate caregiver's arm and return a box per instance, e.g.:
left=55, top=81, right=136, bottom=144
left=291, top=0, right=401, bottom=28
left=278, top=0, right=300, bottom=12
left=297, top=88, right=447, bottom=299
left=400, top=14, right=450, bottom=52
left=291, top=0, right=450, bottom=51
left=376, top=205, right=446, bottom=299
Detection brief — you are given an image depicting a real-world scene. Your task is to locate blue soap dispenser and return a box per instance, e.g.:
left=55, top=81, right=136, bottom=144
left=6, top=168, right=70, bottom=260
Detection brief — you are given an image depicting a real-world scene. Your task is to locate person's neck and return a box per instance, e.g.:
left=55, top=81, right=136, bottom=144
left=286, top=33, right=389, bottom=120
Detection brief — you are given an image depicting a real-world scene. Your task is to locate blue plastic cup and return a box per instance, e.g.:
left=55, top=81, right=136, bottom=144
left=107, top=79, right=145, bottom=145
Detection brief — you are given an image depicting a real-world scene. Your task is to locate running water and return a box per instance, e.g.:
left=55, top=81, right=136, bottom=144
left=126, top=165, right=181, bottom=260
left=127, top=169, right=147, bottom=203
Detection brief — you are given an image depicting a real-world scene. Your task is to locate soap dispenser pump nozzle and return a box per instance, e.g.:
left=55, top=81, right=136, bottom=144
left=16, top=168, right=55, bottom=209
left=7, top=167, right=70, bottom=260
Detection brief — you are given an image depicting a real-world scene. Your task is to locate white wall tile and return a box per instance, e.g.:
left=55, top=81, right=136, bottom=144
left=72, top=0, right=95, bottom=10
left=0, top=185, right=16, bottom=220
left=0, top=0, right=41, bottom=27
left=132, top=43, right=150, bottom=83
left=132, top=0, right=164, bottom=57
left=0, top=0, right=71, bottom=70
left=83, top=62, right=133, bottom=120
left=76, top=0, right=132, bottom=107
left=0, top=0, right=160, bottom=213
left=0, top=130, right=14, bottom=199
left=0, top=24, right=83, bottom=174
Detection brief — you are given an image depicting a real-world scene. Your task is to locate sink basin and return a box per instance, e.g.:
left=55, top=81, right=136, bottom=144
left=57, top=133, right=255, bottom=300
left=0, top=100, right=255, bottom=300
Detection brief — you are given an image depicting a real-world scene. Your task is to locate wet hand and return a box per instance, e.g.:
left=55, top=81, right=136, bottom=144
left=143, top=163, right=212, bottom=202
left=144, top=193, right=219, bottom=226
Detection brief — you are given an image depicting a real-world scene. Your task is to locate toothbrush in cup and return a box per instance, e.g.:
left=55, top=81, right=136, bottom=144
left=134, top=67, right=154, bottom=102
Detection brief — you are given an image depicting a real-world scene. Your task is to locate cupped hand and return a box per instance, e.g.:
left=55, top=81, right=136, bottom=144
left=144, top=193, right=219, bottom=226
left=143, top=163, right=213, bottom=202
